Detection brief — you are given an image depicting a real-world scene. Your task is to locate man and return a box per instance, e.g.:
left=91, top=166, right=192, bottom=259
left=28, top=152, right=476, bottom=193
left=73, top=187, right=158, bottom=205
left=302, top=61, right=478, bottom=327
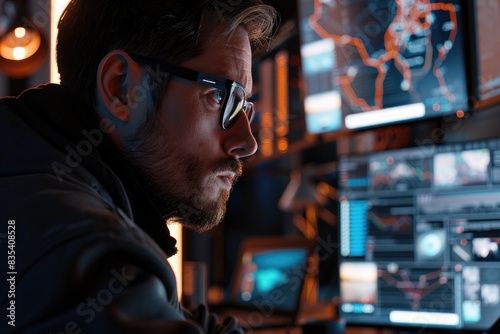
left=0, top=0, right=277, bottom=332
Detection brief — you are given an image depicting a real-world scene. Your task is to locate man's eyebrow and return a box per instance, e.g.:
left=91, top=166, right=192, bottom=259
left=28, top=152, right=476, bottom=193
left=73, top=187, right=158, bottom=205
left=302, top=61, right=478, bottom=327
left=207, top=65, right=252, bottom=97
left=211, top=68, right=243, bottom=83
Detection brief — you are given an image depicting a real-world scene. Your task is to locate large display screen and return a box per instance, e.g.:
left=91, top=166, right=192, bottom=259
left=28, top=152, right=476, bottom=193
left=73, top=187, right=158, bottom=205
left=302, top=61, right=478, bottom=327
left=297, top=0, right=469, bottom=134
left=338, top=138, right=500, bottom=331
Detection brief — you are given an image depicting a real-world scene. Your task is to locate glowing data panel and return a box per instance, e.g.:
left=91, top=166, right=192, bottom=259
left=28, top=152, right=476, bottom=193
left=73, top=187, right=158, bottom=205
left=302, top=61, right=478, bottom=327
left=338, top=138, right=500, bottom=331
left=298, top=0, right=468, bottom=134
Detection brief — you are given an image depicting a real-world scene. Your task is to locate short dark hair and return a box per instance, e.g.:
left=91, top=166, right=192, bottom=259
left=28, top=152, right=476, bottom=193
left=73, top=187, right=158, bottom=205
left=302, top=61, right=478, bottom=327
left=56, top=0, right=278, bottom=110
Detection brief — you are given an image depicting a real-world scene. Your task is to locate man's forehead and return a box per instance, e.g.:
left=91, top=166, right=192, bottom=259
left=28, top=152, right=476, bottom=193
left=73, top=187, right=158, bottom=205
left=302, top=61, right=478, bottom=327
left=185, top=27, right=253, bottom=91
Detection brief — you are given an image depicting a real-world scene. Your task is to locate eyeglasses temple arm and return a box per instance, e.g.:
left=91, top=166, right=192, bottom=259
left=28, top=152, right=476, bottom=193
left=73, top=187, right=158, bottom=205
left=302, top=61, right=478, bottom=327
left=128, top=53, right=199, bottom=81
left=128, top=52, right=232, bottom=90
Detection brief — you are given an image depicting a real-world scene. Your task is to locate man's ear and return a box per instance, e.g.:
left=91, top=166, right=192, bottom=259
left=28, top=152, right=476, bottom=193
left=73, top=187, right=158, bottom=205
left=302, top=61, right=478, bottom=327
left=97, top=50, right=143, bottom=123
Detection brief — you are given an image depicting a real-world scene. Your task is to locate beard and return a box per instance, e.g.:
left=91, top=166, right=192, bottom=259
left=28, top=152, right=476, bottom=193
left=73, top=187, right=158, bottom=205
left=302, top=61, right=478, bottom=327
left=153, top=155, right=242, bottom=232
left=121, top=111, right=242, bottom=232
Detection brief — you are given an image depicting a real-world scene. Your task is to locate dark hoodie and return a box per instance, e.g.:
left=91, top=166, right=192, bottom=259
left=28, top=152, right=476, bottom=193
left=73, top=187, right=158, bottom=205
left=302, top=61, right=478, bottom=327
left=0, top=84, right=202, bottom=333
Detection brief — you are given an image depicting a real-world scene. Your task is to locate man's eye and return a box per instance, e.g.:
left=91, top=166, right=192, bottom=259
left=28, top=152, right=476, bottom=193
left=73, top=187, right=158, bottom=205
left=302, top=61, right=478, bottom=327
left=214, top=90, right=224, bottom=104
left=206, top=89, right=224, bottom=110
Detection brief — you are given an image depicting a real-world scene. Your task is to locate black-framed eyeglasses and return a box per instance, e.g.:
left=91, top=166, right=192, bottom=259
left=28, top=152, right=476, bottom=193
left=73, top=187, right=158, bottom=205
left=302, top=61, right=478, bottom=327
left=128, top=53, right=254, bottom=130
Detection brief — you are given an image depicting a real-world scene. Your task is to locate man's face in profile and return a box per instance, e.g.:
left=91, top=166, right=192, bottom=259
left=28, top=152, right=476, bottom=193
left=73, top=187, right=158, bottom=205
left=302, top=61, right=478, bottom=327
left=123, top=25, right=258, bottom=231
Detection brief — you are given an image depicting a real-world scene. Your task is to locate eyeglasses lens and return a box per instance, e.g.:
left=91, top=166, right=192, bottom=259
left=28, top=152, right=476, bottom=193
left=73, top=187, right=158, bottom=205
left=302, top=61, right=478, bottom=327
left=223, top=86, right=248, bottom=129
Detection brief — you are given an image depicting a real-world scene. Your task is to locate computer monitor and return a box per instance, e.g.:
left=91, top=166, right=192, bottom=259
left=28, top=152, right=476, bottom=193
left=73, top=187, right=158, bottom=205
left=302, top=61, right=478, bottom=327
left=297, top=0, right=469, bottom=135
left=470, top=0, right=500, bottom=109
left=338, top=137, right=500, bottom=331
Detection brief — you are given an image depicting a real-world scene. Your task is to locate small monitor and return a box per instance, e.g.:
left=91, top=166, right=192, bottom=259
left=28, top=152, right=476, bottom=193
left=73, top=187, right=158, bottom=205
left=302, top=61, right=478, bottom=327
left=297, top=0, right=469, bottom=134
left=229, top=236, right=316, bottom=312
left=338, top=137, right=500, bottom=331
left=235, top=248, right=308, bottom=310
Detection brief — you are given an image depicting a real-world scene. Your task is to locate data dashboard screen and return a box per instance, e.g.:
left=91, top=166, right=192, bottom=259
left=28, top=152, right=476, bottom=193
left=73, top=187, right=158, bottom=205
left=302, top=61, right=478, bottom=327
left=298, top=0, right=469, bottom=134
left=338, top=138, right=500, bottom=331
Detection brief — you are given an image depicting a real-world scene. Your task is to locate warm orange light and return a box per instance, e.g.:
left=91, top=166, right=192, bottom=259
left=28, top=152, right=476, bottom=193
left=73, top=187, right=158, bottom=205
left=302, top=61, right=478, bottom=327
left=167, top=221, right=183, bottom=299
left=456, top=110, right=465, bottom=118
left=317, top=182, right=330, bottom=197
left=51, top=0, right=71, bottom=83
left=14, top=27, right=26, bottom=39
left=13, top=47, right=26, bottom=60
left=277, top=138, right=288, bottom=153
left=275, top=51, right=289, bottom=138
left=0, top=27, right=42, bottom=61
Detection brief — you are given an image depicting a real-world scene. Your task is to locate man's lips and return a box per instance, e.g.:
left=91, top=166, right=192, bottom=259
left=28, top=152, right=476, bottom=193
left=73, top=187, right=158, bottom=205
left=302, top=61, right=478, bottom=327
left=215, top=171, right=236, bottom=189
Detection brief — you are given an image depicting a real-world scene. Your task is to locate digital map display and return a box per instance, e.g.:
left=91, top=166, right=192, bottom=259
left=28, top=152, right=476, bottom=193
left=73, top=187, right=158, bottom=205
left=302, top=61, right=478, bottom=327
left=298, top=0, right=468, bottom=134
